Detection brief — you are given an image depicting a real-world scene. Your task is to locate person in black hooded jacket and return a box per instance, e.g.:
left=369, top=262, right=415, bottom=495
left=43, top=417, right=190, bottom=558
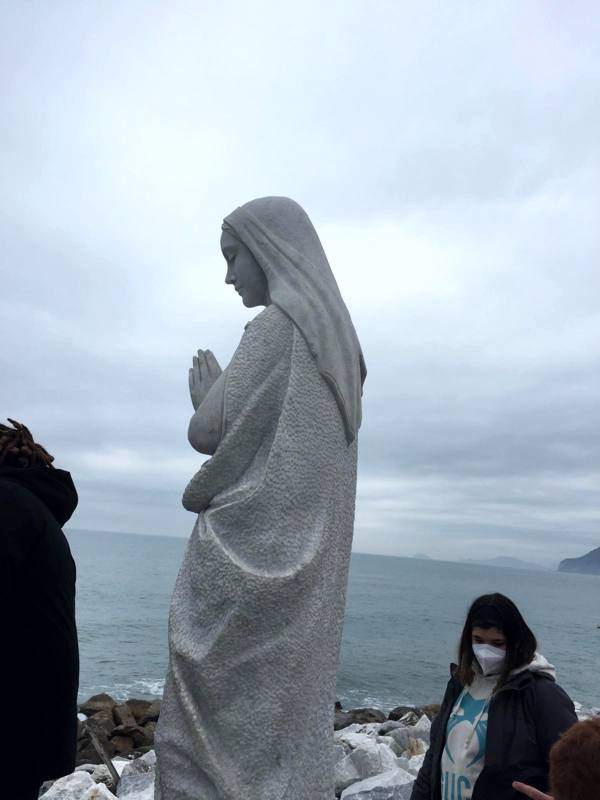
left=410, top=593, right=577, bottom=800
left=0, top=419, right=79, bottom=800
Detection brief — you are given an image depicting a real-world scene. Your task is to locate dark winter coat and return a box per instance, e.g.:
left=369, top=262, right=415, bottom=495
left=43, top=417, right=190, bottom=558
left=410, top=663, right=577, bottom=800
left=0, top=466, right=79, bottom=782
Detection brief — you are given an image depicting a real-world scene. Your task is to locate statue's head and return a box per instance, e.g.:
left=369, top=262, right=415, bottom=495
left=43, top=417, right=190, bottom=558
left=220, top=229, right=270, bottom=308
left=221, top=196, right=365, bottom=442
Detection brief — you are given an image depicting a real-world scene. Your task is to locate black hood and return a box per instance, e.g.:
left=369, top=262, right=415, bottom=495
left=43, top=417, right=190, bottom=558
left=0, top=466, right=78, bottom=526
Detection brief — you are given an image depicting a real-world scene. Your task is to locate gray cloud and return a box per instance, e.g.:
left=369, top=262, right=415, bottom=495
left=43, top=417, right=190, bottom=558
left=1, top=1, right=599, bottom=565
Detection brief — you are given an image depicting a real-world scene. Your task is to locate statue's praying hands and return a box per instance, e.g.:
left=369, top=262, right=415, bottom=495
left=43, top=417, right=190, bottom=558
left=189, top=349, right=223, bottom=411
left=188, top=349, right=226, bottom=456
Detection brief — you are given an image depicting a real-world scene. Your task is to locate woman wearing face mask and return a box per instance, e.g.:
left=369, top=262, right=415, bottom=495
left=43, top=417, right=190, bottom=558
left=410, top=593, right=577, bottom=800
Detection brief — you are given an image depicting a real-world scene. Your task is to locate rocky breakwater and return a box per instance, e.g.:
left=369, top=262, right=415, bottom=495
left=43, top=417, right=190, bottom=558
left=41, top=750, right=156, bottom=800
left=333, top=703, right=439, bottom=799
left=76, top=693, right=161, bottom=765
left=42, top=699, right=440, bottom=799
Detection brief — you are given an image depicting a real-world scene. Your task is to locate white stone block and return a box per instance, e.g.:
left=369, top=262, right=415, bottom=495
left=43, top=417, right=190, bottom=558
left=340, top=767, right=415, bottom=800
left=335, top=739, right=401, bottom=793
left=117, top=750, right=155, bottom=800
left=379, top=720, right=403, bottom=735
left=334, top=743, right=347, bottom=764
left=87, top=785, right=118, bottom=799
left=411, top=716, right=431, bottom=745
left=350, top=740, right=399, bottom=776
left=335, top=754, right=362, bottom=793
left=415, top=715, right=431, bottom=731
left=42, top=771, right=118, bottom=799
left=377, top=735, right=404, bottom=757
left=407, top=753, right=426, bottom=776
left=336, top=730, right=380, bottom=750
left=385, top=724, right=429, bottom=754
left=384, top=727, right=412, bottom=751
left=111, top=760, right=129, bottom=777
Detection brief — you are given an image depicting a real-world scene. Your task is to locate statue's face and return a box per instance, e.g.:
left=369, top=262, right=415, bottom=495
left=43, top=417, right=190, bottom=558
left=220, top=230, right=270, bottom=308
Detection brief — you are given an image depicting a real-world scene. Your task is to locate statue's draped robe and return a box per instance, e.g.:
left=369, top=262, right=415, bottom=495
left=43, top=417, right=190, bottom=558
left=155, top=305, right=358, bottom=799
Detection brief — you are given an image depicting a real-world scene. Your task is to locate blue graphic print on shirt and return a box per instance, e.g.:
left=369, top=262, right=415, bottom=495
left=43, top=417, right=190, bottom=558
left=440, top=683, right=493, bottom=800
left=443, top=692, right=488, bottom=768
left=442, top=773, right=472, bottom=800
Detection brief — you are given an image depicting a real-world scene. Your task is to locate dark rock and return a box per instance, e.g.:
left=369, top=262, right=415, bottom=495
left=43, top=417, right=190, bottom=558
left=112, top=723, right=154, bottom=748
left=132, top=725, right=155, bottom=748
left=348, top=707, right=386, bottom=724
left=125, top=698, right=153, bottom=722
left=78, top=693, right=117, bottom=717
left=388, top=705, right=416, bottom=721
left=114, top=703, right=137, bottom=727
left=111, top=735, right=135, bottom=754
left=77, top=719, right=88, bottom=741
left=75, top=739, right=103, bottom=766
left=333, top=707, right=386, bottom=730
left=92, top=735, right=116, bottom=760
left=388, top=703, right=440, bottom=722
left=143, top=721, right=157, bottom=742
left=82, top=713, right=117, bottom=763
left=111, top=723, right=139, bottom=738
left=334, top=710, right=354, bottom=730
left=421, top=703, right=441, bottom=721
left=139, top=698, right=161, bottom=725
left=335, top=700, right=343, bottom=711
left=86, top=708, right=115, bottom=736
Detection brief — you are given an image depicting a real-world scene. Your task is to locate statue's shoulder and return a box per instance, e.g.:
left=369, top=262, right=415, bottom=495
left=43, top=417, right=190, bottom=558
left=237, top=305, right=294, bottom=368
left=245, top=304, right=293, bottom=337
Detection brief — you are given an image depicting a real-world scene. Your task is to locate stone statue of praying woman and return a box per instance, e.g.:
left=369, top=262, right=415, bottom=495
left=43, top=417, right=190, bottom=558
left=155, top=196, right=366, bottom=800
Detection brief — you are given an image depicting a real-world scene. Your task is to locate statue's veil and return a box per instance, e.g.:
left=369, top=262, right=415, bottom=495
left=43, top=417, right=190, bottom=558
left=223, top=196, right=366, bottom=443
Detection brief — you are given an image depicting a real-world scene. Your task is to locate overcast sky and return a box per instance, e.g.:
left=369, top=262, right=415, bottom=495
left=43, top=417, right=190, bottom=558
left=1, top=1, right=598, bottom=564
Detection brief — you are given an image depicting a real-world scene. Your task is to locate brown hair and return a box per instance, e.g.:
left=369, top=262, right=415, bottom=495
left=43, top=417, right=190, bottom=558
left=0, top=419, right=54, bottom=469
left=550, top=717, right=600, bottom=800
left=457, top=593, right=537, bottom=688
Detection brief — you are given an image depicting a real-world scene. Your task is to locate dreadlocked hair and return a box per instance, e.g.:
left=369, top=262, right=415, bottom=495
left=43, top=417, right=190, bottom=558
left=0, top=419, right=55, bottom=469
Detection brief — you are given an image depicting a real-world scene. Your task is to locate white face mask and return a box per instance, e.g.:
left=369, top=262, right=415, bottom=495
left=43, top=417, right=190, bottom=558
left=473, top=643, right=506, bottom=676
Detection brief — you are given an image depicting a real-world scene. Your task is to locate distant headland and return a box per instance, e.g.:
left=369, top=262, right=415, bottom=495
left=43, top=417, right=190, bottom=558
left=558, top=546, right=600, bottom=576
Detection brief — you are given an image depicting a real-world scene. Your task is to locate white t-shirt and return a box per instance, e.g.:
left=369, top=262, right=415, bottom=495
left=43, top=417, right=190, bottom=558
left=440, top=672, right=497, bottom=800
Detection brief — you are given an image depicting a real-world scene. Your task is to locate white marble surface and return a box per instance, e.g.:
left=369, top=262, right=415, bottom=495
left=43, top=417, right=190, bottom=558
left=155, top=306, right=358, bottom=799
left=155, top=197, right=365, bottom=800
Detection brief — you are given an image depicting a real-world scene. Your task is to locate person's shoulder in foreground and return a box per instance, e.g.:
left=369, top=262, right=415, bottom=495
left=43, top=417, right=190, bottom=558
left=1, top=418, right=78, bottom=588
left=0, top=418, right=79, bottom=799
left=514, top=716, right=600, bottom=800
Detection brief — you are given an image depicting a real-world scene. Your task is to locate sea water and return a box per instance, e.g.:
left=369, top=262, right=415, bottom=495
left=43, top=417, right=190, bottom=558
left=67, top=529, right=599, bottom=711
